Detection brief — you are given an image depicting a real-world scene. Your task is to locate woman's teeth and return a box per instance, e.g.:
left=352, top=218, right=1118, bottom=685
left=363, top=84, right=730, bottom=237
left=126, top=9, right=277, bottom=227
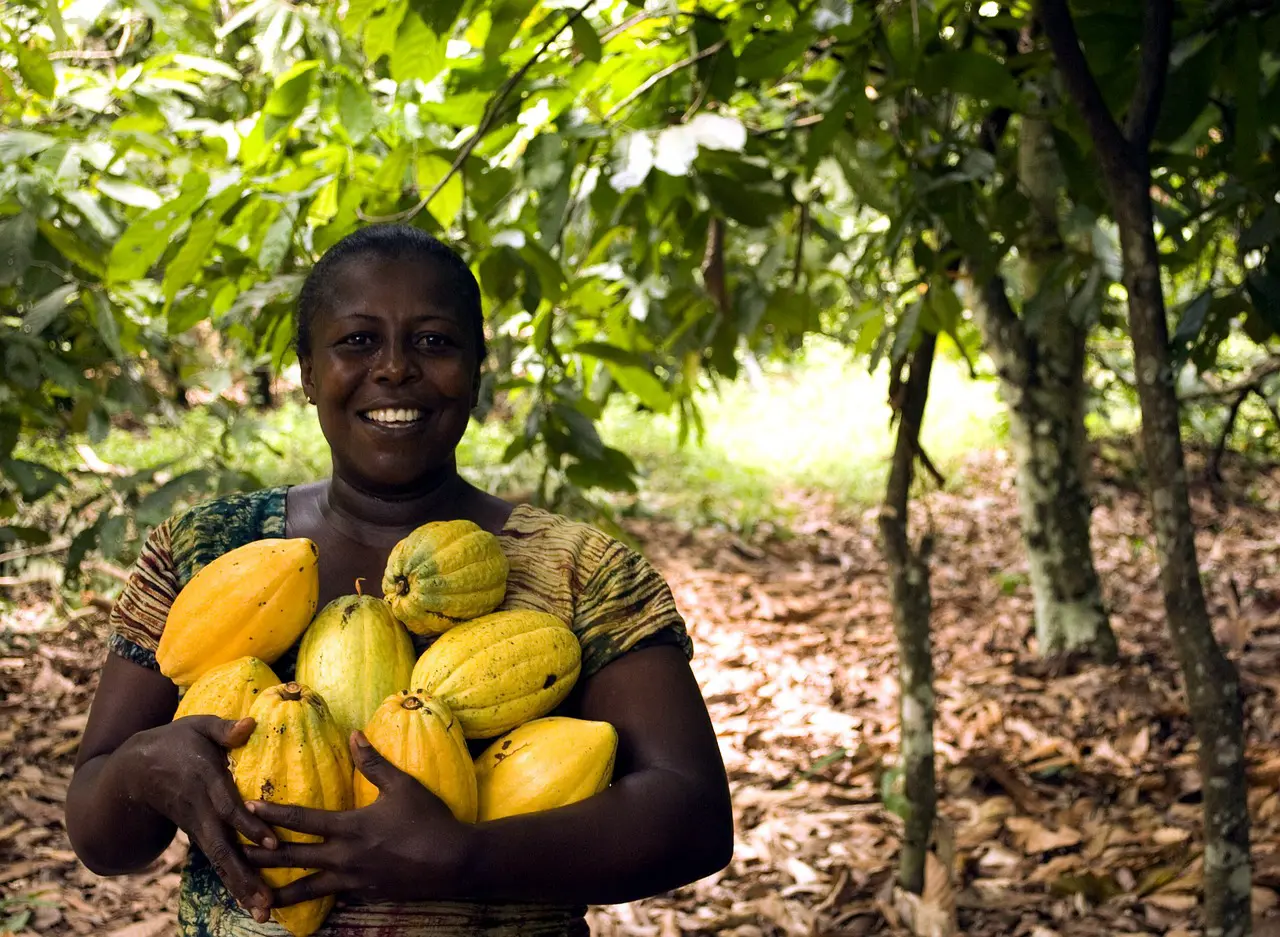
left=364, top=408, right=424, bottom=425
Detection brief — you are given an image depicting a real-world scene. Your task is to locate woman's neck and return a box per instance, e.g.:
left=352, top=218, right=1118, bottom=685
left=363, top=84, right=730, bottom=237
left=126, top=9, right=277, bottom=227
left=321, top=470, right=473, bottom=547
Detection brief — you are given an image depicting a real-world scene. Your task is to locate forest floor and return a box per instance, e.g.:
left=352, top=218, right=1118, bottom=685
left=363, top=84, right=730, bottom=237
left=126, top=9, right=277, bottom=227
left=2, top=449, right=1279, bottom=937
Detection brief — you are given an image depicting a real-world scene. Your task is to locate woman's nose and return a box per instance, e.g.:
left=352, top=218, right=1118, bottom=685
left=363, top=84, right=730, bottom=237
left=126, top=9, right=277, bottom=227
left=372, top=340, right=421, bottom=384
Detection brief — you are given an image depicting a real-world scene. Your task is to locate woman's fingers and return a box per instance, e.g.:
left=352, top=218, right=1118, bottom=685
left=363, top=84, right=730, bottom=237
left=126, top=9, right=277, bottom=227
left=207, top=775, right=278, bottom=848
left=245, top=800, right=342, bottom=838
left=193, top=821, right=273, bottom=916
left=242, top=840, right=335, bottom=870
left=271, top=869, right=346, bottom=909
left=185, top=714, right=256, bottom=750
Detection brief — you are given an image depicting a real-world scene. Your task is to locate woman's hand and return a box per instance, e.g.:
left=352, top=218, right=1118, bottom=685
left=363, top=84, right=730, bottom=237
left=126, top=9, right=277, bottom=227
left=242, top=732, right=471, bottom=908
left=121, top=715, right=278, bottom=921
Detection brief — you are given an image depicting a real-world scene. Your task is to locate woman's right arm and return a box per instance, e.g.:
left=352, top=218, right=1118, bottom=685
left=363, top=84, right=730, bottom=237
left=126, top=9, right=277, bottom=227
left=66, top=653, right=277, bottom=918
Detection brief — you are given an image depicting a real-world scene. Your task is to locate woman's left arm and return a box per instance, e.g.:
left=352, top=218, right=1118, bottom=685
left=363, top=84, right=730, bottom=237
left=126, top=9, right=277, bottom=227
left=245, top=643, right=734, bottom=907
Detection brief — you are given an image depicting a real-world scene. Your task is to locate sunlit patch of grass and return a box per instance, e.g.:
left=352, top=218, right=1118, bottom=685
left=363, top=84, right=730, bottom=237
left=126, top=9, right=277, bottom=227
left=600, top=337, right=1008, bottom=528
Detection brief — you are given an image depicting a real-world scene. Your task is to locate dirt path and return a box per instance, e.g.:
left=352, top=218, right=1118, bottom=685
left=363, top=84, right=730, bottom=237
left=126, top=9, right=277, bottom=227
left=2, top=452, right=1279, bottom=936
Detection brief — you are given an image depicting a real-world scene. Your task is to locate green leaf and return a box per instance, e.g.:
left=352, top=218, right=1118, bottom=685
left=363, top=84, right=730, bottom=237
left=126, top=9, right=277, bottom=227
left=1234, top=22, right=1259, bottom=175
left=918, top=51, right=1020, bottom=110
left=552, top=403, right=605, bottom=462
left=163, top=210, right=220, bottom=305
left=608, top=364, right=673, bottom=412
left=0, top=129, right=57, bottom=162
left=700, top=173, right=787, bottom=228
left=43, top=0, right=67, bottom=47
left=415, top=155, right=462, bottom=228
left=259, top=202, right=298, bottom=272
left=91, top=289, right=123, bottom=360
left=96, top=178, right=163, bottom=209
left=13, top=40, right=56, bottom=98
left=23, top=283, right=77, bottom=336
left=337, top=73, right=375, bottom=143
left=409, top=0, right=463, bottom=35
left=1170, top=289, right=1212, bottom=359
left=3, top=459, right=70, bottom=501
left=364, top=0, right=407, bottom=63
left=1246, top=272, right=1280, bottom=334
left=0, top=213, right=36, bottom=286
left=392, top=11, right=445, bottom=83
left=0, top=414, right=19, bottom=461
left=565, top=445, right=638, bottom=493
left=307, top=177, right=340, bottom=226
left=485, top=0, right=538, bottom=60
left=738, top=31, right=811, bottom=82
left=37, top=220, right=106, bottom=278
left=172, top=54, right=242, bottom=80
left=889, top=301, right=922, bottom=366
left=265, top=60, right=320, bottom=120
left=108, top=173, right=210, bottom=283
left=342, top=0, right=385, bottom=37
left=573, top=341, right=649, bottom=369
left=571, top=17, right=602, bottom=63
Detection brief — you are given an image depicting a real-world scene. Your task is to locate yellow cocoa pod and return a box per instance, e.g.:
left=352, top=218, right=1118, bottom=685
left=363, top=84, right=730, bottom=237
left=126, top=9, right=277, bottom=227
left=173, top=656, right=279, bottom=722
left=295, top=585, right=415, bottom=739
left=355, top=691, right=477, bottom=822
left=157, top=538, right=320, bottom=687
left=381, top=520, right=508, bottom=635
left=232, top=682, right=352, bottom=937
left=409, top=609, right=581, bottom=739
left=475, top=717, right=617, bottom=821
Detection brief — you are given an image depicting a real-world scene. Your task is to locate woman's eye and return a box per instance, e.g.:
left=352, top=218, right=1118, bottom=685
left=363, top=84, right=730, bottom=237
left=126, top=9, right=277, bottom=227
left=340, top=333, right=375, bottom=346
left=417, top=333, right=452, bottom=348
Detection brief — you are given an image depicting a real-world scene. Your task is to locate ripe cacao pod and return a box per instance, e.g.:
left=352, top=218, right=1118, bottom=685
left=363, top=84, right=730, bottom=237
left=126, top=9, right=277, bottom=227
left=381, top=520, right=508, bottom=635
left=474, top=717, right=617, bottom=821
left=157, top=538, right=319, bottom=687
left=355, top=691, right=477, bottom=822
left=231, top=682, right=353, bottom=937
left=295, top=587, right=414, bottom=738
left=409, top=609, right=581, bottom=739
left=173, top=656, right=279, bottom=722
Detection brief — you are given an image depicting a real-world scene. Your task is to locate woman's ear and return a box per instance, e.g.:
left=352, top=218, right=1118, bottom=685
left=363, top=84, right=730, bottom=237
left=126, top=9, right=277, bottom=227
left=300, top=357, right=316, bottom=404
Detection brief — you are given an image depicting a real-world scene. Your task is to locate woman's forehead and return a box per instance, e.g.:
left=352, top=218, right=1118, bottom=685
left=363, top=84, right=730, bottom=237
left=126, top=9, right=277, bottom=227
left=321, top=255, right=469, bottom=318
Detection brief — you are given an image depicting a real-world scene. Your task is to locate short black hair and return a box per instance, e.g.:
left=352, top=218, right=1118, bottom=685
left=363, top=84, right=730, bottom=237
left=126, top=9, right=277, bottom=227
left=294, top=224, right=485, bottom=361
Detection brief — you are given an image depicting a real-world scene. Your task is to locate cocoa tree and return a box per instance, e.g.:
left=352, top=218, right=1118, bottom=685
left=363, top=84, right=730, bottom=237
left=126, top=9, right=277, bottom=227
left=1039, top=0, right=1252, bottom=932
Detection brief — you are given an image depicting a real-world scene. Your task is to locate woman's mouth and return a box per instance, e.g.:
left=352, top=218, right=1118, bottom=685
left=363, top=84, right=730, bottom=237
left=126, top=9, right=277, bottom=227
left=360, top=407, right=426, bottom=427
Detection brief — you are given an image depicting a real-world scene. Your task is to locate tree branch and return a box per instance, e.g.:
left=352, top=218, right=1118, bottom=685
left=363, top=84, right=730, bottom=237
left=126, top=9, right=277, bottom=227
left=1037, top=0, right=1135, bottom=183
left=1124, top=0, right=1174, bottom=149
left=359, top=2, right=592, bottom=225
left=604, top=39, right=727, bottom=120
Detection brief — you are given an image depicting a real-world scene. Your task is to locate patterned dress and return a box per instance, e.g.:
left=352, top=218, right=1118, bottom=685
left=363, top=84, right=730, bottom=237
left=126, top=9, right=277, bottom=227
left=107, top=487, right=693, bottom=937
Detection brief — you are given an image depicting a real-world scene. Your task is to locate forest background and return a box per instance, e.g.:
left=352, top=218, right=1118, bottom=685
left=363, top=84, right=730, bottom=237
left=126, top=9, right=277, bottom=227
left=2, top=0, right=1279, bottom=935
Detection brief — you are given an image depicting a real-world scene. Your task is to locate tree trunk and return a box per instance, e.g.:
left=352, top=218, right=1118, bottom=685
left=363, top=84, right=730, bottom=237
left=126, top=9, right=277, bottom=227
left=971, top=114, right=1117, bottom=662
left=1115, top=175, right=1251, bottom=937
left=878, top=332, right=937, bottom=895
left=1040, top=2, right=1251, bottom=933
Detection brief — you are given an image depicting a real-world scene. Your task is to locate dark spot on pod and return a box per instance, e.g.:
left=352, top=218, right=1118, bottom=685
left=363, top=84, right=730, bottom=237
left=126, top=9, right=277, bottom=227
left=260, top=780, right=274, bottom=797
left=543, top=674, right=557, bottom=688
left=501, top=739, right=512, bottom=750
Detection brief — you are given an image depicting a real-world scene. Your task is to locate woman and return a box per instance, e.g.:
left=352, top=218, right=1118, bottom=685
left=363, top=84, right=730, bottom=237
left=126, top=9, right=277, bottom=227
left=65, top=224, right=734, bottom=936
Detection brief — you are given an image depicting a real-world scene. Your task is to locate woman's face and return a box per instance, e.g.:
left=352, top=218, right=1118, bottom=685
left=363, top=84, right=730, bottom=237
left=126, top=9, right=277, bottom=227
left=299, top=253, right=480, bottom=496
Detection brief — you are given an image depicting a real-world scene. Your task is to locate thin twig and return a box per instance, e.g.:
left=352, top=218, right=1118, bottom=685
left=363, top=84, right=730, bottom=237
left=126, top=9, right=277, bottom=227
left=603, top=39, right=727, bottom=121
left=49, top=23, right=133, bottom=61
left=0, top=539, right=72, bottom=565
left=359, top=2, right=593, bottom=225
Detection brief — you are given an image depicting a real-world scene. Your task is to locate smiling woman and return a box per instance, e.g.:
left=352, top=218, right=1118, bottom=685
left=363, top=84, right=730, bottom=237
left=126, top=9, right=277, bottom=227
left=64, top=224, right=734, bottom=937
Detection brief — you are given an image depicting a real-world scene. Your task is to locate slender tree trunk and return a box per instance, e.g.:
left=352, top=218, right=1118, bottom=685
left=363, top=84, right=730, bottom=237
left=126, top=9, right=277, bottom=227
left=878, top=333, right=937, bottom=895
left=972, top=114, right=1116, bottom=661
left=1041, top=2, right=1251, bottom=933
